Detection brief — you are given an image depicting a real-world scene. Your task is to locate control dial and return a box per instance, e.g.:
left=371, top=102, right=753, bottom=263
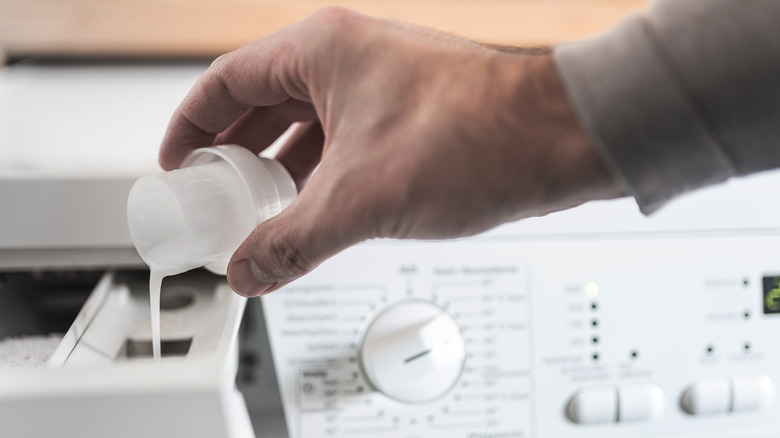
left=359, top=300, right=466, bottom=403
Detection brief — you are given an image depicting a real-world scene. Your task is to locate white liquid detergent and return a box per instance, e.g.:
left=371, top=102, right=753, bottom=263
left=145, top=245, right=189, bottom=360
left=148, top=269, right=169, bottom=360
left=127, top=145, right=297, bottom=361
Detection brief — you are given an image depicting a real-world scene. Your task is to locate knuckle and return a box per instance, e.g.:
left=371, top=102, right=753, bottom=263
left=207, top=51, right=244, bottom=89
left=306, top=7, right=361, bottom=45
left=296, top=7, right=367, bottom=80
left=209, top=53, right=230, bottom=72
left=309, top=6, right=357, bottom=25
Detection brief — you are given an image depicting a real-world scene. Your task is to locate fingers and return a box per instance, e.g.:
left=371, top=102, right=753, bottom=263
left=212, top=107, right=291, bottom=154
left=212, top=99, right=318, bottom=155
left=275, top=121, right=325, bottom=190
left=158, top=7, right=369, bottom=170
left=158, top=29, right=313, bottom=170
left=226, top=172, right=364, bottom=297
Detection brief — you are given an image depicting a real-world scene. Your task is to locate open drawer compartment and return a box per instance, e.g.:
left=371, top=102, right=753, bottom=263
left=0, top=270, right=253, bottom=438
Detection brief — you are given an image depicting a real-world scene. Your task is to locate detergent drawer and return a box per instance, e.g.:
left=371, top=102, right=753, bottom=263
left=0, top=270, right=253, bottom=438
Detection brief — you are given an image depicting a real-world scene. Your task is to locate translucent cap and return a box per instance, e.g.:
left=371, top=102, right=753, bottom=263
left=127, top=145, right=296, bottom=275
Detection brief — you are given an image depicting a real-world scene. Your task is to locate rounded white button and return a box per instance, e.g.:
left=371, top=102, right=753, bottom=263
left=566, top=387, right=618, bottom=424
left=359, top=300, right=465, bottom=403
left=618, top=383, right=664, bottom=422
left=732, top=374, right=775, bottom=412
left=680, top=378, right=731, bottom=415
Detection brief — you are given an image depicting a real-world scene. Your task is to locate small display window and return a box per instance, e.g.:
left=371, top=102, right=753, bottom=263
left=763, top=276, right=780, bottom=314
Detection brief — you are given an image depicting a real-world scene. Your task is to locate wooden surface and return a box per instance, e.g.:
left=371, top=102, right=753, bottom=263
left=0, top=0, right=648, bottom=58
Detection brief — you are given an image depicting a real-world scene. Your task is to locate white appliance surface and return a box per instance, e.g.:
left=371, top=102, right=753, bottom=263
left=0, top=62, right=204, bottom=177
left=263, top=223, right=780, bottom=437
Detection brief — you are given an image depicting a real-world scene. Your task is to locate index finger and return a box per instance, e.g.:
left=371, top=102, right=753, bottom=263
left=158, top=29, right=312, bottom=170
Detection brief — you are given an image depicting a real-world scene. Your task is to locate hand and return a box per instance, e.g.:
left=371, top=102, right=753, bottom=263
left=158, top=7, right=625, bottom=297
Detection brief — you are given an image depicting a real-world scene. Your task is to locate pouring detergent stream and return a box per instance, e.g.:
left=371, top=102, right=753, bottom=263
left=127, top=145, right=297, bottom=360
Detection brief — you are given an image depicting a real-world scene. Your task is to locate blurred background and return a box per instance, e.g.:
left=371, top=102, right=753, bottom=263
left=0, top=0, right=647, bottom=60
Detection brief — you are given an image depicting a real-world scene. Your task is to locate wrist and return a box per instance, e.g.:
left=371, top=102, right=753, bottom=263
left=504, top=53, right=627, bottom=213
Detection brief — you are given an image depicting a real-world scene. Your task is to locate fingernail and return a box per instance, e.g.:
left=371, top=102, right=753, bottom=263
left=228, top=259, right=276, bottom=297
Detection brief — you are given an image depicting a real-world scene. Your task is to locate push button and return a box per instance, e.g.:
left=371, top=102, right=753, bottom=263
left=732, top=374, right=775, bottom=413
left=680, top=378, right=731, bottom=415
left=566, top=387, right=618, bottom=424
left=617, top=383, right=664, bottom=422
left=681, top=375, right=775, bottom=415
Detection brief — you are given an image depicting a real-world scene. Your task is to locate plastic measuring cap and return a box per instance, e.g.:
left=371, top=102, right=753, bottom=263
left=127, top=145, right=297, bottom=275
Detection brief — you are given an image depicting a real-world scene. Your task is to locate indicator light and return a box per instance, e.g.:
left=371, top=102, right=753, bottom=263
left=586, top=281, right=600, bottom=299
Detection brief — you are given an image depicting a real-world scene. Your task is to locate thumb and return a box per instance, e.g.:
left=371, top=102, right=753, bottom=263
left=226, top=192, right=362, bottom=297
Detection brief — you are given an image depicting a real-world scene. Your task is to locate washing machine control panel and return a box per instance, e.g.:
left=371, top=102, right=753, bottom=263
left=262, top=234, right=780, bottom=437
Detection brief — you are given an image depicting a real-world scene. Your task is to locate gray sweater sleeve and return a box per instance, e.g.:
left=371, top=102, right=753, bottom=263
left=554, top=0, right=780, bottom=214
